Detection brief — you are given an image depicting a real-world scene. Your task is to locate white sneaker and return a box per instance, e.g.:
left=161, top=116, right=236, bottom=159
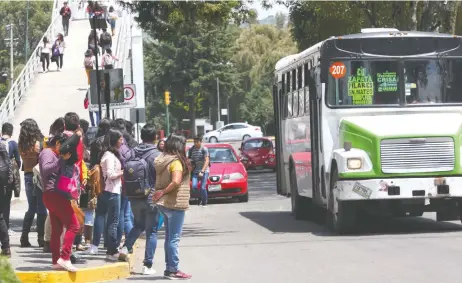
left=8, top=229, right=15, bottom=236
left=86, top=245, right=98, bottom=255
left=118, top=246, right=129, bottom=262
left=106, top=253, right=119, bottom=262
left=57, top=258, right=77, bottom=272
left=143, top=266, right=156, bottom=275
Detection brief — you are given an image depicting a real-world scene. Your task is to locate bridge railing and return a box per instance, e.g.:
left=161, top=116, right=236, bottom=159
left=0, top=0, right=65, bottom=125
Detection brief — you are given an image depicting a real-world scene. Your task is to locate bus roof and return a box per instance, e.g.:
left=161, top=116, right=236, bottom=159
left=275, top=30, right=461, bottom=72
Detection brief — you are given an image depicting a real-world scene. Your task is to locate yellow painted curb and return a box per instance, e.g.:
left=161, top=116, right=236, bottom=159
left=16, top=262, right=130, bottom=283
left=16, top=241, right=139, bottom=283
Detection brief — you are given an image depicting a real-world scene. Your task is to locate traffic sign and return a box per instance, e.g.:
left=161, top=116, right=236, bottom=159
left=89, top=83, right=137, bottom=111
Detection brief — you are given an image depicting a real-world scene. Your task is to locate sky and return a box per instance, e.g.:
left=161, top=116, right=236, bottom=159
left=248, top=0, right=289, bottom=20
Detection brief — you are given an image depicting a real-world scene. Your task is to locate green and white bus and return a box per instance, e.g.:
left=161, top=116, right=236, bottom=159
left=273, top=28, right=462, bottom=233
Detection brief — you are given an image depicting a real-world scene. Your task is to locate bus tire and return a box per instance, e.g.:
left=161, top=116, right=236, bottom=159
left=327, top=167, right=357, bottom=234
left=290, top=165, right=310, bottom=220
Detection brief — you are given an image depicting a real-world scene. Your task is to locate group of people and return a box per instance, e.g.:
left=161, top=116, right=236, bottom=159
left=0, top=113, right=192, bottom=279
left=83, top=2, right=119, bottom=127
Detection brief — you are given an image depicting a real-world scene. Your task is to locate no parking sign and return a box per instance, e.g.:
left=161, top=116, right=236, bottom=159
left=89, top=84, right=137, bottom=111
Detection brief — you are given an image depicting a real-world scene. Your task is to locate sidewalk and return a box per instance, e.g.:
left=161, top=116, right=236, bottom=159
left=8, top=200, right=131, bottom=283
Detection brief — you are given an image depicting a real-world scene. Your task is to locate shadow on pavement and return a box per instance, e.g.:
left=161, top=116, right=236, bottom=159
left=125, top=275, right=165, bottom=281
left=239, top=211, right=327, bottom=234
left=240, top=210, right=462, bottom=237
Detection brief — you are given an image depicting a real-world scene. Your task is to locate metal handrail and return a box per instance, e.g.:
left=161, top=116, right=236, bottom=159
left=0, top=0, right=65, bottom=125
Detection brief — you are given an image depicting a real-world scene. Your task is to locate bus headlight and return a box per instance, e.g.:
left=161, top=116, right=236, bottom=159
left=347, top=158, right=362, bottom=170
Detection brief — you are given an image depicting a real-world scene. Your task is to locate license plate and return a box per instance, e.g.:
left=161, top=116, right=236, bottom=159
left=208, top=184, right=222, bottom=192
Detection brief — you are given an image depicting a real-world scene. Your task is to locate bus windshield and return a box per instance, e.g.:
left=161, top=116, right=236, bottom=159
left=327, top=59, right=462, bottom=107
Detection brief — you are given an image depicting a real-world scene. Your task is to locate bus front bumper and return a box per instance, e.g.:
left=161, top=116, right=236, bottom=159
left=336, top=177, right=462, bottom=201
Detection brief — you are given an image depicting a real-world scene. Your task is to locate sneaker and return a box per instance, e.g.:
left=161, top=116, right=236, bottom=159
left=85, top=244, right=98, bottom=255
left=143, top=266, right=156, bottom=275
left=164, top=271, right=192, bottom=280
left=118, top=247, right=129, bottom=262
left=51, top=264, right=63, bottom=270
left=8, top=229, right=15, bottom=236
left=57, top=258, right=77, bottom=272
left=106, top=253, right=119, bottom=262
left=201, top=204, right=208, bottom=208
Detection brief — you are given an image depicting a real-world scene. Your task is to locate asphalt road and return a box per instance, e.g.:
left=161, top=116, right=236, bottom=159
left=115, top=171, right=462, bottom=283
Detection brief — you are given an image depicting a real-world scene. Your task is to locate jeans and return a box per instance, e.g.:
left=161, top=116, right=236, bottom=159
left=93, top=191, right=120, bottom=255
left=43, top=191, right=80, bottom=264
left=191, top=172, right=209, bottom=205
left=117, top=195, right=133, bottom=246
left=62, top=19, right=69, bottom=36
left=2, top=187, right=12, bottom=229
left=56, top=55, right=64, bottom=69
left=41, top=53, right=50, bottom=71
left=24, top=173, right=47, bottom=218
left=158, top=206, right=185, bottom=273
left=0, top=180, right=10, bottom=251
left=124, top=199, right=159, bottom=268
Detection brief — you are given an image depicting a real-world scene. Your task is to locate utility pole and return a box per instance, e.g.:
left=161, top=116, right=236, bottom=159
left=216, top=77, right=220, bottom=122
left=5, top=24, right=14, bottom=90
left=25, top=0, right=29, bottom=62
left=165, top=90, right=171, bottom=136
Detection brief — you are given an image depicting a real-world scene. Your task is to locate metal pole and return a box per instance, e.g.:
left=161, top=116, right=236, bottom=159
left=166, top=104, right=170, bottom=136
left=9, top=24, right=13, bottom=90
left=104, top=72, right=110, bottom=118
left=217, top=77, right=220, bottom=122
left=93, top=16, right=102, bottom=116
left=25, top=0, right=29, bottom=63
left=227, top=97, right=230, bottom=124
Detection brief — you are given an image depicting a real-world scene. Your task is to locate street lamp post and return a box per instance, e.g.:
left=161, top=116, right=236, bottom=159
left=92, top=15, right=103, bottom=116
left=216, top=77, right=220, bottom=122
left=5, top=24, right=17, bottom=90
left=25, top=0, right=30, bottom=63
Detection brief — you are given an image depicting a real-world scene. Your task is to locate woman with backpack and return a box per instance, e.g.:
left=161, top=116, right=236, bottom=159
left=40, top=37, right=52, bottom=73
left=84, top=49, right=95, bottom=85
left=86, top=129, right=124, bottom=261
left=40, top=133, right=81, bottom=272
left=52, top=33, right=66, bottom=71
left=88, top=30, right=100, bottom=57
left=101, top=48, right=118, bottom=69
left=152, top=134, right=192, bottom=280
left=18, top=119, right=46, bottom=248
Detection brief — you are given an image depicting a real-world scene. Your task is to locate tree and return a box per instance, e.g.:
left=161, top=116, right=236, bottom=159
left=231, top=24, right=297, bottom=133
left=275, top=12, right=286, bottom=29
left=286, top=1, right=462, bottom=51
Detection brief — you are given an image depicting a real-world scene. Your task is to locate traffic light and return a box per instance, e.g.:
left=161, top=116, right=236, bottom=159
left=164, top=91, right=170, bottom=105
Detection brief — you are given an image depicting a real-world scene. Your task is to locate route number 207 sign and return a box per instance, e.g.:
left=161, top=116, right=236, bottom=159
left=329, top=62, right=346, bottom=79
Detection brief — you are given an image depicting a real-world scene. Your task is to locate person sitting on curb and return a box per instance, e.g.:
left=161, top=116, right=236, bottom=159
left=118, top=124, right=160, bottom=275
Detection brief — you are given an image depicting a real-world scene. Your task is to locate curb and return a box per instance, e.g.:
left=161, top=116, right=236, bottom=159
left=15, top=242, right=138, bottom=283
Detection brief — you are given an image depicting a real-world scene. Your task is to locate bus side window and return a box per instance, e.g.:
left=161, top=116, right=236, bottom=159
left=287, top=92, right=293, bottom=117
left=304, top=63, right=310, bottom=113
left=298, top=66, right=304, bottom=115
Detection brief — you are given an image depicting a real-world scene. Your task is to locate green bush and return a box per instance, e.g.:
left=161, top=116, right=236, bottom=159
left=0, top=256, right=20, bottom=283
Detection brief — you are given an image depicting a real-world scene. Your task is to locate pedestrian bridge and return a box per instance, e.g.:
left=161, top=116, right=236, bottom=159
left=1, top=0, right=144, bottom=140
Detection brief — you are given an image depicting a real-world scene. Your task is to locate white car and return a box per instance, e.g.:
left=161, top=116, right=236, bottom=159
left=203, top=123, right=263, bottom=143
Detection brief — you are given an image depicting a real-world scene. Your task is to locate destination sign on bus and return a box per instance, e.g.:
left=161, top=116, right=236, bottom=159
left=348, top=67, right=374, bottom=105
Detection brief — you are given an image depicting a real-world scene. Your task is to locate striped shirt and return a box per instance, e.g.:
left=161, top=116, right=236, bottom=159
left=189, top=146, right=209, bottom=174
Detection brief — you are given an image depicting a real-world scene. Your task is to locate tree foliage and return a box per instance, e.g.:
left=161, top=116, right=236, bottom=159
left=287, top=1, right=462, bottom=51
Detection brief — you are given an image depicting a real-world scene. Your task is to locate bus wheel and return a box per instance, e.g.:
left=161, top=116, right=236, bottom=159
left=290, top=165, right=310, bottom=220
left=327, top=167, right=357, bottom=234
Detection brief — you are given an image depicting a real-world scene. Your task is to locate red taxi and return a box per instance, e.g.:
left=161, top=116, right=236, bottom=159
left=188, top=143, right=249, bottom=202
left=239, top=137, right=276, bottom=171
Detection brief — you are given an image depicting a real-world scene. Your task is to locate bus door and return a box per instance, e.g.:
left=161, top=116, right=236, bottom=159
left=273, top=83, right=285, bottom=195
left=307, top=67, right=324, bottom=202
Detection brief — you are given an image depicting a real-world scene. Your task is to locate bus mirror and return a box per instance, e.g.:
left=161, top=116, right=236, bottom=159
left=344, top=141, right=352, bottom=151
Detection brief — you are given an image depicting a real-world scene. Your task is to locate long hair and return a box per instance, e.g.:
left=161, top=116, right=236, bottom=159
left=49, top=117, right=65, bottom=136
left=112, top=118, right=137, bottom=148
left=18, top=119, right=44, bottom=153
left=164, top=134, right=189, bottom=176
left=103, top=129, right=122, bottom=160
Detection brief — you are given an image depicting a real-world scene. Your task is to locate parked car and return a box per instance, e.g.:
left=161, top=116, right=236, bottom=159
left=202, top=123, right=263, bottom=143
left=189, top=143, right=249, bottom=202
left=239, top=137, right=275, bottom=171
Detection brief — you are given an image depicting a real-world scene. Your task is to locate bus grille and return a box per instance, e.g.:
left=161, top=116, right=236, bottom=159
left=380, top=137, right=455, bottom=173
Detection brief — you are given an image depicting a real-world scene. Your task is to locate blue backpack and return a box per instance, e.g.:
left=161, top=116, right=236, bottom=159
left=123, top=149, right=156, bottom=199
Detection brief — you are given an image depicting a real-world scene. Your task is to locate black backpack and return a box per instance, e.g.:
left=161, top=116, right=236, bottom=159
left=0, top=141, right=11, bottom=182
left=101, top=32, right=111, bottom=45
left=123, top=149, right=156, bottom=199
